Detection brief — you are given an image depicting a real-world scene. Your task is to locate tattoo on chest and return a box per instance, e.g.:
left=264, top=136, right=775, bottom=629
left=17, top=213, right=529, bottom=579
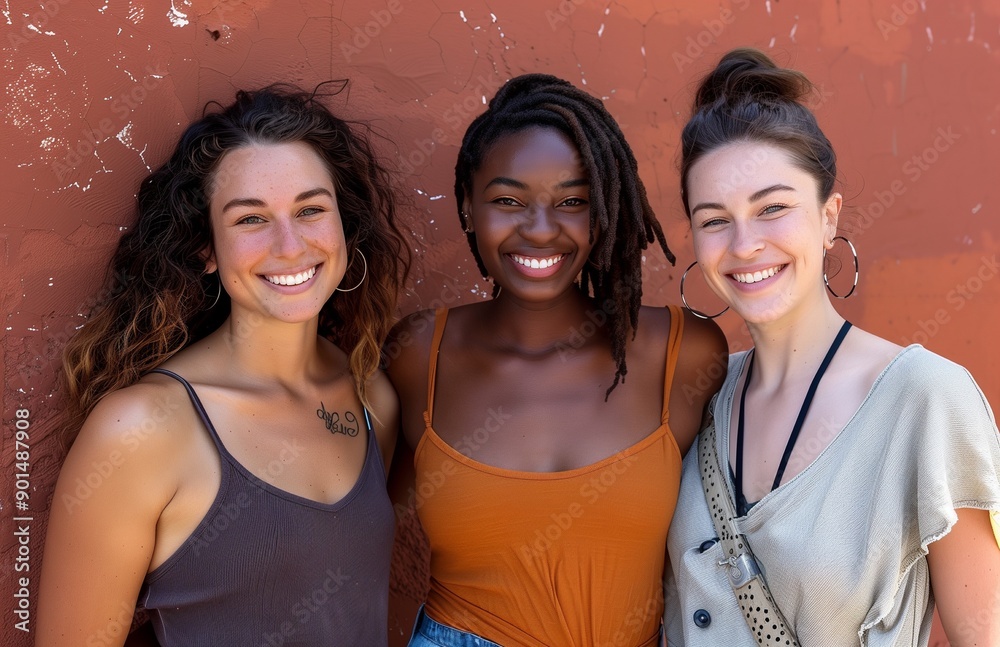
left=316, top=401, right=360, bottom=437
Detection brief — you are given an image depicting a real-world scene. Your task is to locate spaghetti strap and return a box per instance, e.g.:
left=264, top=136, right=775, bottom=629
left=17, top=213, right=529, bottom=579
left=660, top=305, right=685, bottom=424
left=149, top=368, right=226, bottom=449
left=422, top=308, right=450, bottom=429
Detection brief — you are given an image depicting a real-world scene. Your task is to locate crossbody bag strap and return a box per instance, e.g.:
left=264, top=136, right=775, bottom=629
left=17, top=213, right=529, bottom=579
left=698, top=413, right=800, bottom=646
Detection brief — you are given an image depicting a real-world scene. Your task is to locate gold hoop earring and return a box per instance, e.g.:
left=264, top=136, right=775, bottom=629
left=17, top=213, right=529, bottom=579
left=336, top=250, right=367, bottom=292
left=679, top=261, right=729, bottom=320
left=823, top=236, right=858, bottom=299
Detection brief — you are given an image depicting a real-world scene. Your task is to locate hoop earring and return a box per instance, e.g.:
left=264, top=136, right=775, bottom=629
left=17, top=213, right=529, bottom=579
left=204, top=272, right=221, bottom=310
left=823, top=236, right=859, bottom=299
left=461, top=211, right=473, bottom=234
left=336, top=249, right=368, bottom=292
left=680, top=261, right=729, bottom=320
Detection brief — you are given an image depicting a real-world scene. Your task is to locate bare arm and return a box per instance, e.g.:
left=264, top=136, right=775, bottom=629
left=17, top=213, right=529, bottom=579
left=383, top=309, right=438, bottom=451
left=667, top=308, right=729, bottom=455
left=928, top=507, right=1000, bottom=646
left=37, top=389, right=178, bottom=647
left=366, top=368, right=400, bottom=476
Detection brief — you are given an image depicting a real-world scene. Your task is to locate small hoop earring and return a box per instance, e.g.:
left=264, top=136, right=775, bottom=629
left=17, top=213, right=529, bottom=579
left=680, top=261, right=729, bottom=320
left=461, top=211, right=473, bottom=234
left=823, top=235, right=859, bottom=299
left=336, top=249, right=367, bottom=292
left=204, top=272, right=221, bottom=310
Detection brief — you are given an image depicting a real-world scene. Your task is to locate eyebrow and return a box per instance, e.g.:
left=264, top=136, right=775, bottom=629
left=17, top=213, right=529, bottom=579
left=484, top=177, right=528, bottom=190
left=690, top=184, right=795, bottom=215
left=222, top=187, right=334, bottom=213
left=483, top=177, right=589, bottom=190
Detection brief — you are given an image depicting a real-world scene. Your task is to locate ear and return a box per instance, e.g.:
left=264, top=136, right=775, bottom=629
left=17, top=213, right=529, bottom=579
left=461, top=199, right=474, bottom=233
left=822, top=192, right=842, bottom=249
left=200, top=246, right=217, bottom=274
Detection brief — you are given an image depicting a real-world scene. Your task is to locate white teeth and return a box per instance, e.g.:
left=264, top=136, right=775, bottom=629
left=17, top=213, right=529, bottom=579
left=265, top=266, right=316, bottom=286
left=733, top=265, right=782, bottom=284
left=511, top=254, right=565, bottom=269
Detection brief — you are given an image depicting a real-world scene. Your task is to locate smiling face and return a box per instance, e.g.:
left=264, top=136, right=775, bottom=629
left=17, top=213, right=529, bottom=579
left=465, top=126, right=594, bottom=305
left=687, top=141, right=841, bottom=327
left=205, top=141, right=348, bottom=324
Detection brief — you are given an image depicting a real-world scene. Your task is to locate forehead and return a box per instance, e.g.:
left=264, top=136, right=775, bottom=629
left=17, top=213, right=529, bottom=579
left=209, top=141, right=334, bottom=200
left=687, top=141, right=816, bottom=202
left=476, top=126, right=585, bottom=183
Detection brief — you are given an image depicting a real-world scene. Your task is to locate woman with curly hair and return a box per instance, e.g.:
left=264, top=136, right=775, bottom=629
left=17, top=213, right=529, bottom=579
left=387, top=73, right=727, bottom=646
left=38, top=85, right=408, bottom=646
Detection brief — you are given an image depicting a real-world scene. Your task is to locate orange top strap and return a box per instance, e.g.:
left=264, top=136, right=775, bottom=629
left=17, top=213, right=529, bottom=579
left=661, top=304, right=685, bottom=425
left=423, top=308, right=450, bottom=428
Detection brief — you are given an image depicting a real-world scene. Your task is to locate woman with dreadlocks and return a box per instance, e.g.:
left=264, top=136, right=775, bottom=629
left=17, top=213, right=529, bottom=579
left=386, top=74, right=727, bottom=646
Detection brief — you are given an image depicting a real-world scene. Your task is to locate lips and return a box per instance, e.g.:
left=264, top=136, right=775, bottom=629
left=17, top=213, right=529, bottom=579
left=731, top=264, right=785, bottom=284
left=508, top=253, right=567, bottom=269
left=263, top=265, right=317, bottom=286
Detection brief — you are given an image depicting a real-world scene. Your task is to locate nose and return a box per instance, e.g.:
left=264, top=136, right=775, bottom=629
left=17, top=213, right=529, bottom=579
left=272, top=217, right=308, bottom=258
left=729, top=219, right=765, bottom=259
left=518, top=197, right=560, bottom=243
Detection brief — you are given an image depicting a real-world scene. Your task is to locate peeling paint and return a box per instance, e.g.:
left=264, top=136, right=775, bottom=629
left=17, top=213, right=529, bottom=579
left=2, top=4, right=997, bottom=647
left=167, top=0, right=190, bottom=27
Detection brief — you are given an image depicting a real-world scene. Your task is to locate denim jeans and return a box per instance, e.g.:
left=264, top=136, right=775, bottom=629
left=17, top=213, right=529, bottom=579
left=407, top=606, right=503, bottom=647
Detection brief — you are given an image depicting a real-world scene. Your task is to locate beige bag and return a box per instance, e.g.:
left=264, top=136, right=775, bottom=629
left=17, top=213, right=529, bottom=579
left=697, top=412, right=800, bottom=646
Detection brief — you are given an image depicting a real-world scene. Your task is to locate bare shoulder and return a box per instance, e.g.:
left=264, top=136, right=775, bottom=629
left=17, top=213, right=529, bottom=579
left=363, top=368, right=400, bottom=471
left=678, top=308, right=729, bottom=364
left=634, top=305, right=728, bottom=367
left=663, top=307, right=729, bottom=454
left=72, top=375, right=198, bottom=470
left=383, top=308, right=440, bottom=383
left=383, top=307, right=445, bottom=449
left=842, top=326, right=907, bottom=385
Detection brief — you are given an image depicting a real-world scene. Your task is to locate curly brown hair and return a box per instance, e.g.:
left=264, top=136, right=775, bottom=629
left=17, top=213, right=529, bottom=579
left=62, top=83, right=409, bottom=439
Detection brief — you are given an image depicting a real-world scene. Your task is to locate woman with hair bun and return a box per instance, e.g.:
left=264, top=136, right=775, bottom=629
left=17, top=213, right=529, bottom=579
left=665, top=48, right=1000, bottom=646
left=387, top=73, right=727, bottom=646
left=38, top=85, right=408, bottom=646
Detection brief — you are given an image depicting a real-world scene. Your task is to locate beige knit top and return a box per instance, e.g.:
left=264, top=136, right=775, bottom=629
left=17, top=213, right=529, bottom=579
left=665, top=346, right=1000, bottom=646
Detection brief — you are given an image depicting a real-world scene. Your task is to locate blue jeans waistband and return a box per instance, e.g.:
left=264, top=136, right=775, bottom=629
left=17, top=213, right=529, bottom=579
left=408, top=606, right=503, bottom=647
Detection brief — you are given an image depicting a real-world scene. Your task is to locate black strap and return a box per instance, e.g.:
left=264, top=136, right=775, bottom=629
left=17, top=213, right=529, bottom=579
left=735, top=321, right=852, bottom=515
left=150, top=367, right=374, bottom=436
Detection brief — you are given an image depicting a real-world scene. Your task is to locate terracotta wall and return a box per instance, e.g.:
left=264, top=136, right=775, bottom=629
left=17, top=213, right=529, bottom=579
left=2, top=1, right=997, bottom=645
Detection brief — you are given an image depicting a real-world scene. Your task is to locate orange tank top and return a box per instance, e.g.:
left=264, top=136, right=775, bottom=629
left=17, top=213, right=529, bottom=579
left=414, top=306, right=685, bottom=647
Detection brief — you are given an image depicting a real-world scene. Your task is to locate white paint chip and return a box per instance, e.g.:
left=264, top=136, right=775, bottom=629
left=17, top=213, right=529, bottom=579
left=167, top=0, right=190, bottom=27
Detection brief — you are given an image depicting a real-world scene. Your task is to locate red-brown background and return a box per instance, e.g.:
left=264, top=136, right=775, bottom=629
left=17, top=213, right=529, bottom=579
left=3, top=1, right=997, bottom=645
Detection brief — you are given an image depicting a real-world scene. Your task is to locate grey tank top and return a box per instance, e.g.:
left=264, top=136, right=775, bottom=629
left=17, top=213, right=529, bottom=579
left=140, top=368, right=394, bottom=646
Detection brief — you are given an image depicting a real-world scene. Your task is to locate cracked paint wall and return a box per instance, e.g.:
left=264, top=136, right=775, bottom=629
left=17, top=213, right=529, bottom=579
left=2, top=1, right=998, bottom=645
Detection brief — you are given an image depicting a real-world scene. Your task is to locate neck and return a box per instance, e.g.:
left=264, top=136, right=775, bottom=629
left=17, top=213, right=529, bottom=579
left=744, top=296, right=846, bottom=393
left=482, top=287, right=604, bottom=353
left=208, top=312, right=328, bottom=387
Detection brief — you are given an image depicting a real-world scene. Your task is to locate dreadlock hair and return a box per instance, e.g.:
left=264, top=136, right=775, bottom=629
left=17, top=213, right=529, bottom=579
left=454, top=73, right=674, bottom=397
left=61, top=83, right=410, bottom=442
